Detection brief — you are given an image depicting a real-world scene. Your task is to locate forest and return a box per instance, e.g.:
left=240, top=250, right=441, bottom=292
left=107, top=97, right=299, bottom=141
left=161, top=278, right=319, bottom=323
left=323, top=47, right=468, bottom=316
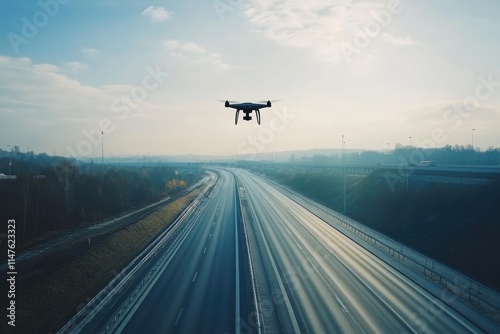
left=0, top=149, right=202, bottom=246
left=299, top=144, right=500, bottom=166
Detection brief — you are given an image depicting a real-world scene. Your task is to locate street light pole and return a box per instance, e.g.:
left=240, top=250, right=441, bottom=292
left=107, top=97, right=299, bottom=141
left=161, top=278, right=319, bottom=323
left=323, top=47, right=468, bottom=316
left=101, top=131, right=104, bottom=176
left=342, top=135, right=346, bottom=213
left=7, top=144, right=11, bottom=175
left=341, top=135, right=344, bottom=158
left=409, top=136, right=412, bottom=146
left=471, top=128, right=475, bottom=150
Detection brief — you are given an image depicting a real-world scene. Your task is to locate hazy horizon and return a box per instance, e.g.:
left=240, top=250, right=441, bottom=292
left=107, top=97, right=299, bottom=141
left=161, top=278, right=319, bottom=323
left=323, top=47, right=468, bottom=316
left=1, top=0, right=499, bottom=158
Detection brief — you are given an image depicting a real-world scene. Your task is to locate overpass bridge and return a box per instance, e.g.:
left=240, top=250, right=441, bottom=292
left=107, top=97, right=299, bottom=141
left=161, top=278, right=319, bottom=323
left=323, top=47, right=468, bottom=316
left=227, top=162, right=500, bottom=179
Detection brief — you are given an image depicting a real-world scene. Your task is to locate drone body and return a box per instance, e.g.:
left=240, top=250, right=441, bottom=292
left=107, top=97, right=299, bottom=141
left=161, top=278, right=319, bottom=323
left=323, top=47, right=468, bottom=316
left=223, top=100, right=272, bottom=125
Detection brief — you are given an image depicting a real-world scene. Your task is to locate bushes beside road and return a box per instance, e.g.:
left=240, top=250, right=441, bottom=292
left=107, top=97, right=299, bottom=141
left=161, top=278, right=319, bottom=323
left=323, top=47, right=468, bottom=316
left=0, top=155, right=202, bottom=246
left=6, top=188, right=202, bottom=334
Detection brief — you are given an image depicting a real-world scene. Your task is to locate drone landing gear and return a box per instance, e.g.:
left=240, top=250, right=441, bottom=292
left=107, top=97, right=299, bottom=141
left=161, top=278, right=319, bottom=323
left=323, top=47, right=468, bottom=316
left=234, top=110, right=261, bottom=125
left=235, top=110, right=240, bottom=125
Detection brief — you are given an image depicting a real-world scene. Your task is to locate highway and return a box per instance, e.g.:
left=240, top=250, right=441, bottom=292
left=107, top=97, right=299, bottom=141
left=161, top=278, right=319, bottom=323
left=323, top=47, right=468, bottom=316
left=80, top=168, right=498, bottom=334
left=90, top=170, right=253, bottom=334
left=235, top=169, right=494, bottom=333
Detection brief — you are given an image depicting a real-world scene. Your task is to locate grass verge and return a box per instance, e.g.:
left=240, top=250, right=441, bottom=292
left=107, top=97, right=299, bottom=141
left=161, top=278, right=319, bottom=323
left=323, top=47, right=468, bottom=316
left=6, top=187, right=202, bottom=334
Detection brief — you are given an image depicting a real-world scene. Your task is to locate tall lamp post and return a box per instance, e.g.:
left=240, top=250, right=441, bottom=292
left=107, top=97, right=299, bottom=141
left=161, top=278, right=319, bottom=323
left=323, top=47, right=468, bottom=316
left=7, top=144, right=11, bottom=175
left=101, top=131, right=104, bottom=176
left=471, top=128, right=475, bottom=150
left=406, top=138, right=411, bottom=188
left=342, top=135, right=346, bottom=213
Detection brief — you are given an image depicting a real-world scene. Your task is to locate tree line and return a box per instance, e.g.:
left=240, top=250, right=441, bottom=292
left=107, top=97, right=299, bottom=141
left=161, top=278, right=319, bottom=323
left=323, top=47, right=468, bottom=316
left=303, top=145, right=500, bottom=166
left=0, top=150, right=202, bottom=245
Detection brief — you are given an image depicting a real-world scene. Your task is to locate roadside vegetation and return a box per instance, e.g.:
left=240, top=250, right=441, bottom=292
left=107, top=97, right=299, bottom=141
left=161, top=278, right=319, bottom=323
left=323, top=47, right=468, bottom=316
left=7, top=187, right=202, bottom=334
left=265, top=169, right=500, bottom=292
left=0, top=149, right=202, bottom=246
left=295, top=144, right=500, bottom=165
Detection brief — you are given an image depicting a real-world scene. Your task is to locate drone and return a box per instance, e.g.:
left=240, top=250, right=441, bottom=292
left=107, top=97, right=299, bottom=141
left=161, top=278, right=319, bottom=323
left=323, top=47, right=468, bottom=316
left=221, top=100, right=275, bottom=125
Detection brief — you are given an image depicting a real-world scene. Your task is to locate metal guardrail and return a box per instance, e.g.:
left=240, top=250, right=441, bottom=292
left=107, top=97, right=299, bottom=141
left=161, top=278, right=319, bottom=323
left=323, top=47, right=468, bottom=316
left=265, top=176, right=500, bottom=313
left=57, top=185, right=212, bottom=334
left=236, top=182, right=262, bottom=334
left=332, top=216, right=500, bottom=312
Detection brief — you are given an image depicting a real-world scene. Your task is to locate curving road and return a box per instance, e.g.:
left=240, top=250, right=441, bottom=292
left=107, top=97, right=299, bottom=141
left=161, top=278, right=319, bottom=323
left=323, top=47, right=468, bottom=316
left=235, top=169, right=495, bottom=333
left=92, top=170, right=252, bottom=334
left=81, top=168, right=498, bottom=334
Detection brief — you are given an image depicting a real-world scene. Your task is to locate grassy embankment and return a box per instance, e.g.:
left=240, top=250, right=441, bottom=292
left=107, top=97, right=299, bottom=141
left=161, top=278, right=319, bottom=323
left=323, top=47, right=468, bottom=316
left=266, top=169, right=500, bottom=292
left=7, top=187, right=202, bottom=334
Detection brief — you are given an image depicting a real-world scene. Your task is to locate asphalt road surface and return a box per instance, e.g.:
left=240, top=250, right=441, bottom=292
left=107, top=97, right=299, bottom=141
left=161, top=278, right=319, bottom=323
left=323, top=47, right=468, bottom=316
left=87, top=168, right=497, bottom=334
left=112, top=169, right=252, bottom=334
left=235, top=169, right=495, bottom=333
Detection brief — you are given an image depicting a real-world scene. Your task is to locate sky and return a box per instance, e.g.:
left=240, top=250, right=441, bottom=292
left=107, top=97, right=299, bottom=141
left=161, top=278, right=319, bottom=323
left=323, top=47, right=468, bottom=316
left=0, top=0, right=499, bottom=159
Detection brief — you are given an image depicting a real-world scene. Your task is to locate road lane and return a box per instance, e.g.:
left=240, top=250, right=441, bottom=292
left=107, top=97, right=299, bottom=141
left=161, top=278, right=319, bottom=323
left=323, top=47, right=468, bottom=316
left=77, top=167, right=497, bottom=334
left=94, top=170, right=252, bottom=334
left=235, top=169, right=494, bottom=333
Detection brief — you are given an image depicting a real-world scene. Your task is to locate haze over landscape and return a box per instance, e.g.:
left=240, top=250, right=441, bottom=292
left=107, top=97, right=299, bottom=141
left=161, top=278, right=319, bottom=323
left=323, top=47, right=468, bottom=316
left=1, top=0, right=499, bottom=158
left=2, top=2, right=500, bottom=333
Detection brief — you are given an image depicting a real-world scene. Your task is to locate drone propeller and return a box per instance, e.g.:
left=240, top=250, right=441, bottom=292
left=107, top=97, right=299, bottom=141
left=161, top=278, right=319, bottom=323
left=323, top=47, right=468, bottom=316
left=218, top=100, right=240, bottom=103
left=258, top=99, right=281, bottom=102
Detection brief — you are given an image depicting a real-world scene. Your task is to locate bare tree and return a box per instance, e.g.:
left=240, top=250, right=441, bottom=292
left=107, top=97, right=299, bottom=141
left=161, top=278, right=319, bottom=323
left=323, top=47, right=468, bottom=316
left=21, top=178, right=30, bottom=241
left=60, top=162, right=74, bottom=222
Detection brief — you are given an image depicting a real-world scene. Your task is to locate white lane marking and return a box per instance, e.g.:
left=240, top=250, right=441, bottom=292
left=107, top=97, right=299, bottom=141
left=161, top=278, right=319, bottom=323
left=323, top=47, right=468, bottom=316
left=262, top=173, right=479, bottom=332
left=251, top=210, right=301, bottom=333
left=234, top=183, right=241, bottom=334
left=175, top=308, right=183, bottom=326
left=250, top=173, right=354, bottom=321
left=289, top=212, right=349, bottom=315
left=203, top=247, right=207, bottom=254
left=209, top=233, right=212, bottom=239
left=335, top=294, right=348, bottom=311
left=312, top=231, right=419, bottom=333
left=192, top=272, right=198, bottom=282
left=112, top=205, right=202, bottom=334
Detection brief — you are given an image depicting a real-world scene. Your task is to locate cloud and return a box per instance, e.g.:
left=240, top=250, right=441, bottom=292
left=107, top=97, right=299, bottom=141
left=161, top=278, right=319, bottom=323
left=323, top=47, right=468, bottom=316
left=0, top=56, right=108, bottom=116
left=0, top=56, right=117, bottom=153
left=142, top=6, right=171, bottom=22
left=381, top=33, right=415, bottom=46
left=242, top=0, right=394, bottom=63
left=0, top=56, right=177, bottom=156
left=163, top=39, right=231, bottom=70
left=63, top=61, right=89, bottom=73
left=163, top=40, right=206, bottom=53
left=81, top=47, right=100, bottom=56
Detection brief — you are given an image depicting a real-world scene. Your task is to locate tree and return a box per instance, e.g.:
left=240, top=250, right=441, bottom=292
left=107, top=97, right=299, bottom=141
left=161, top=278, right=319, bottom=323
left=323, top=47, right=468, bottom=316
left=166, top=179, right=186, bottom=194
left=59, top=161, right=75, bottom=223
